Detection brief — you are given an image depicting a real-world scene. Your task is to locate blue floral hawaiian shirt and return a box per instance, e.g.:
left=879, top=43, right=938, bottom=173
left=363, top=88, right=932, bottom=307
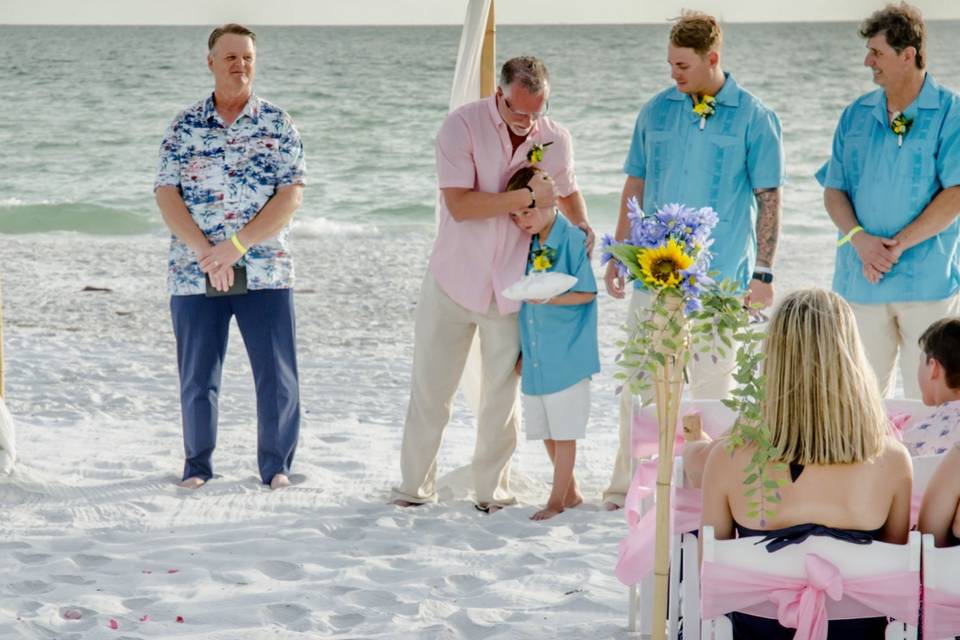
left=155, top=93, right=306, bottom=295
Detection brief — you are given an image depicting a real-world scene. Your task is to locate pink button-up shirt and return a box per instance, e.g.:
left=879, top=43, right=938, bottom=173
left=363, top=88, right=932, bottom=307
left=430, top=95, right=578, bottom=314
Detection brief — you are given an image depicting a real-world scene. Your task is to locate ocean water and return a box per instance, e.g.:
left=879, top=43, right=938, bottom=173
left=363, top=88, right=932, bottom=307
left=2, top=22, right=959, bottom=240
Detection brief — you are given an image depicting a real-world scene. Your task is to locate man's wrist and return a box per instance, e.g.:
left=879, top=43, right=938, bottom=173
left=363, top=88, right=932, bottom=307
left=752, top=270, right=774, bottom=284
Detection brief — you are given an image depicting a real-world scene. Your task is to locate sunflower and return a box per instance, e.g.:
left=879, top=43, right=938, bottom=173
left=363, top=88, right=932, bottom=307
left=533, top=254, right=552, bottom=271
left=637, top=238, right=694, bottom=289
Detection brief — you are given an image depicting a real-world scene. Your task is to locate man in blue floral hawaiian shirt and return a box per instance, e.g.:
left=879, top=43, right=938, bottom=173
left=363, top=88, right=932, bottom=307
left=154, top=23, right=306, bottom=490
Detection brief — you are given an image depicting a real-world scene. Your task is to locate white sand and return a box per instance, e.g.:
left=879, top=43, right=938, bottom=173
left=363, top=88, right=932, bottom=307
left=0, top=223, right=837, bottom=638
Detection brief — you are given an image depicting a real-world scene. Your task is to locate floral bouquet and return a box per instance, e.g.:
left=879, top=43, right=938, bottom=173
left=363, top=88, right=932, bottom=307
left=603, top=198, right=770, bottom=640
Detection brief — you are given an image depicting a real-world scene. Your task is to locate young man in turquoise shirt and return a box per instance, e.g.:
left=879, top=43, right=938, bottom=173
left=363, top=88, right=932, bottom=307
left=602, top=12, right=785, bottom=509
left=508, top=167, right=600, bottom=521
left=817, top=3, right=960, bottom=398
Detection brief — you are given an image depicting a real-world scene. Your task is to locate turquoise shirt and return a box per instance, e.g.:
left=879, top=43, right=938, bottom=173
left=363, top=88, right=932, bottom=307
left=816, top=74, right=960, bottom=304
left=519, top=213, right=600, bottom=396
left=624, top=73, right=785, bottom=290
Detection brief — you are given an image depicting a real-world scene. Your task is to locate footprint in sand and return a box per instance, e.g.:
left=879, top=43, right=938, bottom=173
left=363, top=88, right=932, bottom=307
left=11, top=580, right=54, bottom=595
left=342, top=589, right=400, bottom=608
left=329, top=613, right=364, bottom=632
left=255, top=560, right=306, bottom=581
left=264, top=603, right=311, bottom=628
left=72, top=554, right=110, bottom=568
left=50, top=574, right=96, bottom=586
left=122, top=597, right=156, bottom=610
left=319, top=434, right=349, bottom=444
left=13, top=552, right=51, bottom=565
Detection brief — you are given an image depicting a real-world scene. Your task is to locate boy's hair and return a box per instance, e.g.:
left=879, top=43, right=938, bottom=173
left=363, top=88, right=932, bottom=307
left=670, top=11, right=722, bottom=56
left=859, top=2, right=925, bottom=69
left=505, top=166, right=542, bottom=194
left=919, top=317, right=960, bottom=389
left=762, top=289, right=887, bottom=465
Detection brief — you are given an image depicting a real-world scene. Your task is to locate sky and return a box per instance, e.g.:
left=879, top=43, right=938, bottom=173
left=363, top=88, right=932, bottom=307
left=2, top=0, right=959, bottom=25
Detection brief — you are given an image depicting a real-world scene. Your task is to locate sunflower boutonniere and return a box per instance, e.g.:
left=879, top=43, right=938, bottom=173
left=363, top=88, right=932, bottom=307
left=527, top=141, right=554, bottom=166
left=891, top=111, right=913, bottom=148
left=530, top=245, right=557, bottom=273
left=693, top=95, right=716, bottom=130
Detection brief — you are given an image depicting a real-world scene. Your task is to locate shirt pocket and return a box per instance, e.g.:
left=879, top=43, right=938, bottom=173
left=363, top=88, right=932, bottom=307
left=180, top=152, right=224, bottom=205
left=841, top=135, right=869, bottom=192
left=702, top=134, right=744, bottom=217
left=242, top=136, right=281, bottom=189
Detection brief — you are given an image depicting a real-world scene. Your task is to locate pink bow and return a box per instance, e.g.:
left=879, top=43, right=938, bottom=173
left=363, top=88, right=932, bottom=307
left=924, top=585, right=960, bottom=639
left=615, top=459, right=701, bottom=586
left=768, top=555, right=844, bottom=640
left=701, top=555, right=919, bottom=640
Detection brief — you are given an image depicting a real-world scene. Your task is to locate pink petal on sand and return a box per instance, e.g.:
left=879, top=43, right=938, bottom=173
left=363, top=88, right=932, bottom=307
left=167, top=569, right=179, bottom=574
left=139, top=615, right=150, bottom=622
left=63, top=609, right=83, bottom=620
left=176, top=615, right=185, bottom=623
left=108, top=619, right=119, bottom=630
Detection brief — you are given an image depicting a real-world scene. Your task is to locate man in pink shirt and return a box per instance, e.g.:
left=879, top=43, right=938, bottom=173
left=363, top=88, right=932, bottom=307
left=392, top=57, right=591, bottom=512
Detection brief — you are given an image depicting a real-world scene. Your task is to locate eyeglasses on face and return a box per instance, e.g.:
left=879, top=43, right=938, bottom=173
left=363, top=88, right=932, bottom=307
left=502, top=95, right=549, bottom=120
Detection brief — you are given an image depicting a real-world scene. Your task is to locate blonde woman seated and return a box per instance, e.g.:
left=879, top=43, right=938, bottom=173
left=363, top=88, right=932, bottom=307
left=701, top=289, right=913, bottom=639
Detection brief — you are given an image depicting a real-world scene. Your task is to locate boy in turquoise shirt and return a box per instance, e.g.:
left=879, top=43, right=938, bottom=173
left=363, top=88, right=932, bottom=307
left=507, top=167, right=600, bottom=521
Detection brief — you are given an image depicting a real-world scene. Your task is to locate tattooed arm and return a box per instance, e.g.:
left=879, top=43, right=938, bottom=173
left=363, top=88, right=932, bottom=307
left=745, top=187, right=782, bottom=310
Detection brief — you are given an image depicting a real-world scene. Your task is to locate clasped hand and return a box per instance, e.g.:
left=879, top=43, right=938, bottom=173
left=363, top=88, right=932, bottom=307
left=198, top=240, right=244, bottom=292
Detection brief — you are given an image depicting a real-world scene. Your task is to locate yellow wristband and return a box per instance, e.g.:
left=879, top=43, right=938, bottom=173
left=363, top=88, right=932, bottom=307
left=230, top=234, right=248, bottom=255
left=837, top=225, right=863, bottom=247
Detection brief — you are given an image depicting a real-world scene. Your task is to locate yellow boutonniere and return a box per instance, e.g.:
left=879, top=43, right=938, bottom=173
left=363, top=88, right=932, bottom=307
left=693, top=95, right=716, bottom=130
left=530, top=246, right=557, bottom=272
left=527, top=141, right=554, bottom=166
left=890, top=112, right=913, bottom=148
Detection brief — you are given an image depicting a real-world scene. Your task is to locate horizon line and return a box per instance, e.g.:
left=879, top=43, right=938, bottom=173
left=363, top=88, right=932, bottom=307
left=4, top=18, right=960, bottom=27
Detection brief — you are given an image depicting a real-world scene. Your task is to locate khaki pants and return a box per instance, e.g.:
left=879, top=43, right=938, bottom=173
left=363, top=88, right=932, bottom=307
left=391, top=271, right=521, bottom=506
left=848, top=294, right=960, bottom=399
left=602, top=290, right=737, bottom=507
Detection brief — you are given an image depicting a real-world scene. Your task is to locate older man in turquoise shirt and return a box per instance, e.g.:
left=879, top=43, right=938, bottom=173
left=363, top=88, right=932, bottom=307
left=817, top=4, right=960, bottom=398
left=602, top=12, right=785, bottom=509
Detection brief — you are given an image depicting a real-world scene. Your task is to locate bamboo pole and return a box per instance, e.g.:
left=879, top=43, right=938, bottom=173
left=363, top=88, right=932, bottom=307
left=480, top=1, right=496, bottom=98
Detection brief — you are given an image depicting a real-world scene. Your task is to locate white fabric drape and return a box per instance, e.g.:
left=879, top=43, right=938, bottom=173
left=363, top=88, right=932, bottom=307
left=0, top=397, right=16, bottom=474
left=446, top=0, right=493, bottom=414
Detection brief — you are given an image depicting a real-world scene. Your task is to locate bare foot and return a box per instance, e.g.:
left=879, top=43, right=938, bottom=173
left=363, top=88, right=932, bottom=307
left=178, top=477, right=206, bottom=489
left=393, top=499, right=423, bottom=508
left=531, top=505, right=564, bottom=521
left=564, top=492, right=584, bottom=509
left=270, top=474, right=290, bottom=490
left=603, top=501, right=622, bottom=511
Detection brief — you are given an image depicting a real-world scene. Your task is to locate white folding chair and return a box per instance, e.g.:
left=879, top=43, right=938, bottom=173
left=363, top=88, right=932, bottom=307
left=922, top=533, right=960, bottom=640
left=700, top=526, right=920, bottom=640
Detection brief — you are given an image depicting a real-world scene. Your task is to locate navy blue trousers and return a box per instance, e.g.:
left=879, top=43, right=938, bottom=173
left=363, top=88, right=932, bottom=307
left=170, top=289, right=300, bottom=484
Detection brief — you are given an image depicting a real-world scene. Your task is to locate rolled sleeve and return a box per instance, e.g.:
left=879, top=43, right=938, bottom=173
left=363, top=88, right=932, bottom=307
left=436, top=112, right=476, bottom=190
left=552, top=129, right=578, bottom=198
left=623, top=106, right=649, bottom=178
left=816, top=115, right=849, bottom=191
left=154, top=121, right=182, bottom=191
left=746, top=108, right=785, bottom=190
left=937, top=96, right=960, bottom=188
left=277, top=117, right=307, bottom=187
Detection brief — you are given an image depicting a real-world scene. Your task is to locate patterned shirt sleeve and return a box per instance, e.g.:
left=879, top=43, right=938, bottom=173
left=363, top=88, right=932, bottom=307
left=276, top=114, right=307, bottom=187
left=155, top=120, right=181, bottom=190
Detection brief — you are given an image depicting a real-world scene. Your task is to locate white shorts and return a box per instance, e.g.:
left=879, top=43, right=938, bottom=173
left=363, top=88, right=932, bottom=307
left=522, top=378, right=591, bottom=441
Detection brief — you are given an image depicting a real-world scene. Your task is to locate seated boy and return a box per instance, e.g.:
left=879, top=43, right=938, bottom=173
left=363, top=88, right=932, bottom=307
left=901, top=317, right=960, bottom=456
left=507, top=166, right=599, bottom=521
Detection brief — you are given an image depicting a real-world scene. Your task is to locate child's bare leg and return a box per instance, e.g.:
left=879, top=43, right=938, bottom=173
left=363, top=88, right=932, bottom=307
left=532, top=440, right=577, bottom=520
left=542, top=439, right=582, bottom=508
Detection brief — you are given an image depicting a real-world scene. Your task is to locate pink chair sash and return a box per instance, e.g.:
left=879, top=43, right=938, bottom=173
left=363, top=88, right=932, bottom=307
left=923, top=585, right=960, bottom=640
left=701, top=554, right=919, bottom=640
left=615, top=458, right=701, bottom=586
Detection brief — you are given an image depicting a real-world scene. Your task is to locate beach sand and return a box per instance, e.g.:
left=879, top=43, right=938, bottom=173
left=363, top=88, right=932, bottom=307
left=0, top=223, right=837, bottom=638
